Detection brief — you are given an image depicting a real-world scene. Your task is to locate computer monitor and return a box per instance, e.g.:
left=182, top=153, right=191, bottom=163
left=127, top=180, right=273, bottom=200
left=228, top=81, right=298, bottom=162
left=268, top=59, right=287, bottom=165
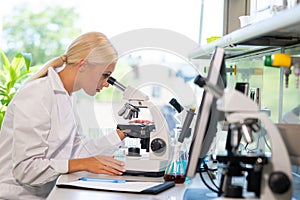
left=186, top=47, right=227, bottom=178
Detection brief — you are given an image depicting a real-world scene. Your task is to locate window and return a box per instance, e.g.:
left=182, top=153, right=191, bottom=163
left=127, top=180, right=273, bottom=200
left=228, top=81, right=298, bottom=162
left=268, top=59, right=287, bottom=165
left=1, top=0, right=213, bottom=144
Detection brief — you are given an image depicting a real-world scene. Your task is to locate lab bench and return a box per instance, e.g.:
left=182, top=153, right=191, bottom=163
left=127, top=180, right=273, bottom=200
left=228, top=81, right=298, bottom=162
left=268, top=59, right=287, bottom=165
left=47, top=171, right=300, bottom=199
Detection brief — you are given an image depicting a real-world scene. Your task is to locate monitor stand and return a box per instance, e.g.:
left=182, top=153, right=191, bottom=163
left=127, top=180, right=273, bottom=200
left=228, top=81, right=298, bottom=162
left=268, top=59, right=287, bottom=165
left=183, top=188, right=218, bottom=200
left=183, top=162, right=219, bottom=200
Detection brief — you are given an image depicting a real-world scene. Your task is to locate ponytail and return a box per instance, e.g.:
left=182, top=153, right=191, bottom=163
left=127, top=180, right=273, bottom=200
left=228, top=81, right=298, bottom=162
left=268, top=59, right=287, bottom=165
left=27, top=32, right=117, bottom=82
left=27, top=54, right=67, bottom=81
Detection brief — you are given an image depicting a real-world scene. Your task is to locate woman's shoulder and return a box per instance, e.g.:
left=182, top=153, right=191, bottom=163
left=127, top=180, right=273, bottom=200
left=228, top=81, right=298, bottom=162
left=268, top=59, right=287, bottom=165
left=6, top=77, right=54, bottom=117
left=19, top=77, right=50, bottom=95
left=13, top=77, right=53, bottom=104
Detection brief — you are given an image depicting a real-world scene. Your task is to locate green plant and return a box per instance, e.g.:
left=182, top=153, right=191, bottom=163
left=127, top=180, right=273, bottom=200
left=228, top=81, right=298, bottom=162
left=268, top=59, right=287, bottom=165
left=0, top=50, right=38, bottom=127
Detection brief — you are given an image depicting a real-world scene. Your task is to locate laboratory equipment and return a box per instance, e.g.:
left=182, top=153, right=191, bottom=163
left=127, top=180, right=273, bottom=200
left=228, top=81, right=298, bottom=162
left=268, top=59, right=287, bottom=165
left=169, top=98, right=184, bottom=114
left=235, top=82, right=249, bottom=95
left=184, top=47, right=293, bottom=199
left=164, top=107, right=196, bottom=183
left=264, top=53, right=300, bottom=88
left=108, top=77, right=171, bottom=177
left=212, top=84, right=292, bottom=199
left=164, top=143, right=188, bottom=184
left=186, top=47, right=227, bottom=179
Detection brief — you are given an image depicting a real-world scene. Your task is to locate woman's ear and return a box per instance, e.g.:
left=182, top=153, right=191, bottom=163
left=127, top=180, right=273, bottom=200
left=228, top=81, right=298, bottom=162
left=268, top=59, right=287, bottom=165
left=78, top=59, right=86, bottom=72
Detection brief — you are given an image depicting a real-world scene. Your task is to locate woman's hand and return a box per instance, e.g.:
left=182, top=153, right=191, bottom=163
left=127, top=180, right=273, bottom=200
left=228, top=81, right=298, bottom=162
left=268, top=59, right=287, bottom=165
left=69, top=156, right=125, bottom=175
left=116, top=128, right=127, bottom=140
left=129, top=119, right=152, bottom=124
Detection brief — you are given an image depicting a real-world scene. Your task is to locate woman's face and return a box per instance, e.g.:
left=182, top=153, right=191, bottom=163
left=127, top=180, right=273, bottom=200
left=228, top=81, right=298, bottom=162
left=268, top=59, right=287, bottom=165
left=96, top=62, right=116, bottom=93
left=78, top=61, right=116, bottom=96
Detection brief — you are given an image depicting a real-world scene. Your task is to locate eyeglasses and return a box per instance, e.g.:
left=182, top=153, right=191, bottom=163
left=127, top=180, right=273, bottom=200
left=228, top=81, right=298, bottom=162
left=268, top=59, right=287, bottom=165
left=102, top=72, right=112, bottom=79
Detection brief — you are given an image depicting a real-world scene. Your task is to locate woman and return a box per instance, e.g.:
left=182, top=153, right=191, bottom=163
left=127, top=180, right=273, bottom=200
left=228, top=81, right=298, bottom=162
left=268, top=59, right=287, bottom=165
left=0, top=32, right=127, bottom=199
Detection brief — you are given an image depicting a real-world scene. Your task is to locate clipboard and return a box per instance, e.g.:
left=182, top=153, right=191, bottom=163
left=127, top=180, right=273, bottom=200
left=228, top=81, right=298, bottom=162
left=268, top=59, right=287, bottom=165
left=56, top=180, right=175, bottom=194
left=140, top=181, right=175, bottom=194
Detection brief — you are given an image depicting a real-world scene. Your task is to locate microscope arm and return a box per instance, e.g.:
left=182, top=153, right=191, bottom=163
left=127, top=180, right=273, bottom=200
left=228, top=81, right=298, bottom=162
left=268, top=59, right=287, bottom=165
left=124, top=94, right=170, bottom=160
left=195, top=75, right=292, bottom=199
left=141, top=100, right=171, bottom=160
left=108, top=77, right=170, bottom=160
left=226, top=112, right=293, bottom=199
left=217, top=89, right=292, bottom=199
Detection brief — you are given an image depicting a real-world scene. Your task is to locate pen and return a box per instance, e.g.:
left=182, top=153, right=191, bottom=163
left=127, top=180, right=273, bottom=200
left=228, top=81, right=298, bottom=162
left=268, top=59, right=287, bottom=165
left=79, top=177, right=126, bottom=183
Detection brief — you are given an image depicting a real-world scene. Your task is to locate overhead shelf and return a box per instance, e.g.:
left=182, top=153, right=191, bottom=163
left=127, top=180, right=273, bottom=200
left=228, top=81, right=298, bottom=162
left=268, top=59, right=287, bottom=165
left=189, top=5, right=300, bottom=59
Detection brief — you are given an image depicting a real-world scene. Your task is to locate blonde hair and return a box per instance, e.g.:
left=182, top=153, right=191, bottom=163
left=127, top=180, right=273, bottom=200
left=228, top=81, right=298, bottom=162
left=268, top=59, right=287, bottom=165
left=28, top=32, right=118, bottom=81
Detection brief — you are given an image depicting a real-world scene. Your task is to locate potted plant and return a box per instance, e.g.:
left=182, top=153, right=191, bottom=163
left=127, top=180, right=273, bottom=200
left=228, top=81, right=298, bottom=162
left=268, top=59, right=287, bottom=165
left=0, top=50, right=38, bottom=127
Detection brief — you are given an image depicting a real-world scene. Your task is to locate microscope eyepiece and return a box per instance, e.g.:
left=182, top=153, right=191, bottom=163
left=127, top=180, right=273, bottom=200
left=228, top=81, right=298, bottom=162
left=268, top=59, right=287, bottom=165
left=194, top=75, right=206, bottom=88
left=107, top=77, right=126, bottom=91
left=194, top=74, right=223, bottom=98
left=107, top=77, right=116, bottom=85
left=169, top=98, right=184, bottom=113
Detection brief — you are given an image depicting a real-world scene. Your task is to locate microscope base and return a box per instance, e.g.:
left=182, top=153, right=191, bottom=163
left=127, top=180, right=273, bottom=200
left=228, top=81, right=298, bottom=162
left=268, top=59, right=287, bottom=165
left=183, top=188, right=258, bottom=200
left=124, top=170, right=165, bottom=177
left=124, top=157, right=168, bottom=177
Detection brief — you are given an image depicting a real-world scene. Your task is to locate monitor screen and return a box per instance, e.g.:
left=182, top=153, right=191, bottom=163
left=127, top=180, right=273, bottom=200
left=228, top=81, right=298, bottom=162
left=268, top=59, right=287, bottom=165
left=186, top=47, right=227, bottom=178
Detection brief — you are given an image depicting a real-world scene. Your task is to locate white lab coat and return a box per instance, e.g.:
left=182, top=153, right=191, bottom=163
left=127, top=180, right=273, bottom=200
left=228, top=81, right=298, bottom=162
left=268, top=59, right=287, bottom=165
left=0, top=67, right=123, bottom=200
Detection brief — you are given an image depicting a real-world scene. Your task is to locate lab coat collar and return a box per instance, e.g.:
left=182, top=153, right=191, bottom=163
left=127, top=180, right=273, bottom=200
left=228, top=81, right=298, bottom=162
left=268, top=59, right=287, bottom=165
left=47, top=67, right=69, bottom=95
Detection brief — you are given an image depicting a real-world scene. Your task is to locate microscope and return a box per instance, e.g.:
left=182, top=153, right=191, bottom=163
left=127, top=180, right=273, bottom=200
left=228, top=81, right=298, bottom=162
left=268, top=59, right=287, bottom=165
left=108, top=77, right=171, bottom=177
left=196, top=75, right=293, bottom=199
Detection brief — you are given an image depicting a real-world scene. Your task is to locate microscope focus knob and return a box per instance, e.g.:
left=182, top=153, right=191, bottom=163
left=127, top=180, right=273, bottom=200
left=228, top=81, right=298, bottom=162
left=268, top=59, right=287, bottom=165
left=268, top=171, right=291, bottom=194
left=151, top=138, right=166, bottom=154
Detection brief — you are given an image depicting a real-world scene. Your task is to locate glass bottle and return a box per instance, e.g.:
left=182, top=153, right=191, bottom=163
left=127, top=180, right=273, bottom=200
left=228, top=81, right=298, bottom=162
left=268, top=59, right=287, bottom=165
left=164, top=144, right=187, bottom=184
